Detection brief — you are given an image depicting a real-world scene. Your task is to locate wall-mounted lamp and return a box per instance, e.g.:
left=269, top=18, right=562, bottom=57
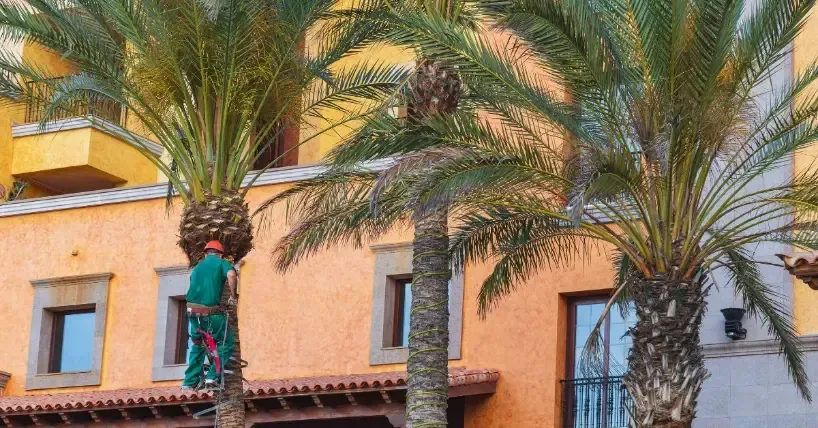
left=721, top=308, right=747, bottom=341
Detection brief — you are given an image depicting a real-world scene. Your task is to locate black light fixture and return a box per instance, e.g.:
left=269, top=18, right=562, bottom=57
left=721, top=308, right=747, bottom=340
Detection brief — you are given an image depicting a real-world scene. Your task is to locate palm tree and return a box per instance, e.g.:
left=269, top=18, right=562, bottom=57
left=334, top=0, right=818, bottom=426
left=0, top=1, right=403, bottom=426
left=273, top=0, right=818, bottom=425
left=257, top=2, right=474, bottom=426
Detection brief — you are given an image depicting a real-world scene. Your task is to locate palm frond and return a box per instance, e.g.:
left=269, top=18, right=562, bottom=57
left=721, top=247, right=811, bottom=401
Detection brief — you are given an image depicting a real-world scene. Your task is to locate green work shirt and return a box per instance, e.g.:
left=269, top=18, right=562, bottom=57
left=186, top=255, right=234, bottom=307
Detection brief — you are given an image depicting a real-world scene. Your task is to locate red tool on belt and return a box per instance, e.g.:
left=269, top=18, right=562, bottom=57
left=196, top=328, right=221, bottom=375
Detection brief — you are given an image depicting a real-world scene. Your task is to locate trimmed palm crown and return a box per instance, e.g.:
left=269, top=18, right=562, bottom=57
left=0, top=0, right=404, bottom=263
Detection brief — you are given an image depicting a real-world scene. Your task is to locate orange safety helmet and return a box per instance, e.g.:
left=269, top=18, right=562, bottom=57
left=204, top=240, right=224, bottom=253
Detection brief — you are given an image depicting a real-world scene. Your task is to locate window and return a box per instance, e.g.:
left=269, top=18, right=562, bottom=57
left=568, top=298, right=635, bottom=378
left=562, top=297, right=636, bottom=428
left=252, top=121, right=299, bottom=170
left=391, top=279, right=412, bottom=347
left=369, top=242, right=464, bottom=365
left=253, top=123, right=284, bottom=170
left=153, top=266, right=193, bottom=381
left=389, top=279, right=453, bottom=348
left=26, top=273, right=110, bottom=390
left=174, top=300, right=193, bottom=365
left=49, top=309, right=95, bottom=373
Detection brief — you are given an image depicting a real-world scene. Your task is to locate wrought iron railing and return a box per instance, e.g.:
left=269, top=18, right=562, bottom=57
left=24, top=77, right=127, bottom=126
left=561, top=377, right=631, bottom=428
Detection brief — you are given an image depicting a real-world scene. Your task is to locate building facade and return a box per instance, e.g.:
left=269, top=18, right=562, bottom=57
left=2, top=5, right=818, bottom=428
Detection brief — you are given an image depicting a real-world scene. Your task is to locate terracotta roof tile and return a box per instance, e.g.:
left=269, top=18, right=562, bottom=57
left=0, top=368, right=498, bottom=415
left=777, top=252, right=818, bottom=269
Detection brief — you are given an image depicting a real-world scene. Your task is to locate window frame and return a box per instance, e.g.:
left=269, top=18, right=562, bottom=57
left=565, top=295, right=638, bottom=380
left=368, top=242, right=464, bottom=365
left=173, top=299, right=190, bottom=365
left=391, top=278, right=412, bottom=348
left=152, top=266, right=192, bottom=381
left=48, top=308, right=96, bottom=374
left=26, top=273, right=111, bottom=390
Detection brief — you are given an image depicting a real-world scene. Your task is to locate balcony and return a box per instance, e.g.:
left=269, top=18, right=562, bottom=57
left=10, top=79, right=160, bottom=194
left=561, top=377, right=631, bottom=428
left=23, top=79, right=128, bottom=126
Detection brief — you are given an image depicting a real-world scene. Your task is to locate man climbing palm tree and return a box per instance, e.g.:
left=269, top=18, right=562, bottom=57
left=0, top=1, right=405, bottom=426
left=182, top=240, right=238, bottom=391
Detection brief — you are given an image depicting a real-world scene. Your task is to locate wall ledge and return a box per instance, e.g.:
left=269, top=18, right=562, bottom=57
left=12, top=117, right=164, bottom=156
left=154, top=265, right=190, bottom=277
left=369, top=242, right=413, bottom=252
left=30, top=272, right=113, bottom=288
left=0, top=159, right=393, bottom=218
left=703, top=334, right=818, bottom=358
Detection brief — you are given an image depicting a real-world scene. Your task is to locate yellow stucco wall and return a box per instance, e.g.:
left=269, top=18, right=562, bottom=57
left=10, top=128, right=158, bottom=188
left=0, top=44, right=71, bottom=198
left=0, top=181, right=614, bottom=427
left=0, top=42, right=163, bottom=196
left=87, top=130, right=160, bottom=186
left=792, top=10, right=818, bottom=334
left=22, top=43, right=77, bottom=77
left=297, top=39, right=414, bottom=165
left=0, top=103, right=25, bottom=198
left=11, top=129, right=94, bottom=174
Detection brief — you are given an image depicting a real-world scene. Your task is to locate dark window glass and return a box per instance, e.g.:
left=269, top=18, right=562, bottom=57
left=392, top=279, right=412, bottom=347
left=391, top=279, right=452, bottom=348
left=50, top=310, right=95, bottom=373
left=253, top=122, right=284, bottom=171
left=175, top=300, right=192, bottom=364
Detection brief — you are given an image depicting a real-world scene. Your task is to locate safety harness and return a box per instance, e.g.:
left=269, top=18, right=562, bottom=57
left=186, top=304, right=248, bottom=426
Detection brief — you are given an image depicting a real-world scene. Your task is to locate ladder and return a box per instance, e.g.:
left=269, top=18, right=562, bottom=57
left=189, top=315, right=249, bottom=427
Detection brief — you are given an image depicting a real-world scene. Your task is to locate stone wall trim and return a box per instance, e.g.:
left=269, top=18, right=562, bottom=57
left=25, top=273, right=112, bottom=390
left=703, top=334, right=818, bottom=358
left=368, top=242, right=464, bottom=365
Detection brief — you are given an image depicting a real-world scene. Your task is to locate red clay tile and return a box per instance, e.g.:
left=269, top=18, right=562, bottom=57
left=0, top=368, right=498, bottom=414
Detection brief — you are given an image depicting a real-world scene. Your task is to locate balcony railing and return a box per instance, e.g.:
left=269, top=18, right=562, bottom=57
left=24, top=78, right=127, bottom=126
left=561, top=377, right=631, bottom=428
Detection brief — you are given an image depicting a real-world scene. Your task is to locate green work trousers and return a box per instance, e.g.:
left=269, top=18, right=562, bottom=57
left=182, top=313, right=235, bottom=388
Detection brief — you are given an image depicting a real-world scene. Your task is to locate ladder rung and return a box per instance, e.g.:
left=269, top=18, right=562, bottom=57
left=192, top=405, right=217, bottom=419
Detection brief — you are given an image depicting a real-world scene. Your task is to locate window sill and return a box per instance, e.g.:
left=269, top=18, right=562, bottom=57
left=26, top=370, right=101, bottom=390
left=370, top=346, right=462, bottom=366
left=153, top=364, right=187, bottom=382
left=36, top=370, right=92, bottom=376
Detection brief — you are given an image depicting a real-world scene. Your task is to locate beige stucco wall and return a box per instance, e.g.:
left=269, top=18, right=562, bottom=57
left=0, top=181, right=614, bottom=426
left=792, top=4, right=818, bottom=335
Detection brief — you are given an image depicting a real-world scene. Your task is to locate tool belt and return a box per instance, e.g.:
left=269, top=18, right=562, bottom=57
left=186, top=303, right=223, bottom=317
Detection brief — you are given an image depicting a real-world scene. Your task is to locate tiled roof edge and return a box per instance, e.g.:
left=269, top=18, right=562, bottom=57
left=0, top=368, right=498, bottom=414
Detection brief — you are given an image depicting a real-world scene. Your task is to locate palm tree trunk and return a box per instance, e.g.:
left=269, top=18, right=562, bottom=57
left=217, top=287, right=245, bottom=428
left=624, top=272, right=708, bottom=428
left=407, top=208, right=451, bottom=428
left=178, top=189, right=253, bottom=428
